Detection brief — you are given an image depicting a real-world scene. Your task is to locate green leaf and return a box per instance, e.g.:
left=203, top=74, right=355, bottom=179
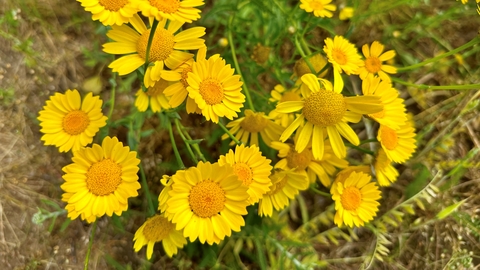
left=436, top=199, right=467, bottom=220
left=405, top=163, right=431, bottom=199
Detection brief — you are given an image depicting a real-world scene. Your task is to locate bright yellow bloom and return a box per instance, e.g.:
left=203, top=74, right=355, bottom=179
left=362, top=76, right=407, bottom=130
left=293, top=53, right=329, bottom=79
left=258, top=168, right=309, bottom=217
left=339, top=7, right=354, bottom=20
left=218, top=144, right=272, bottom=204
left=136, top=0, right=204, bottom=23
left=77, top=0, right=138, bottom=26
left=166, top=162, right=249, bottom=245
left=374, top=148, right=399, bottom=186
left=135, top=79, right=171, bottom=112
left=377, top=119, right=417, bottom=164
left=268, top=84, right=302, bottom=128
left=187, top=55, right=245, bottom=123
left=222, top=109, right=284, bottom=146
left=299, top=0, right=337, bottom=18
left=103, top=14, right=205, bottom=87
left=277, top=73, right=383, bottom=160
left=38, top=89, right=107, bottom=153
left=323, top=35, right=363, bottom=75
left=358, top=41, right=397, bottom=83
left=331, top=171, right=381, bottom=227
left=158, top=174, right=176, bottom=221
left=133, top=214, right=187, bottom=259
left=61, top=136, right=140, bottom=223
left=271, top=139, right=348, bottom=187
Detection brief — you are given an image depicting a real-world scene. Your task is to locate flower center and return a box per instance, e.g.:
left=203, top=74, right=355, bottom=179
left=266, top=172, right=288, bottom=196
left=137, top=28, right=175, bottom=63
left=62, top=110, right=90, bottom=135
left=310, top=1, right=324, bottom=10
left=148, top=0, right=181, bottom=14
left=332, top=49, right=348, bottom=65
left=365, top=57, right=382, bottom=73
left=199, top=78, right=224, bottom=105
left=303, top=91, right=346, bottom=127
left=380, top=126, right=398, bottom=150
left=147, top=79, right=168, bottom=96
left=287, top=147, right=312, bottom=170
left=280, top=91, right=302, bottom=102
left=188, top=179, right=226, bottom=218
left=341, top=186, right=362, bottom=211
left=240, top=110, right=269, bottom=133
left=98, top=0, right=129, bottom=11
left=142, top=215, right=175, bottom=242
left=233, top=163, right=253, bottom=186
left=181, top=66, right=193, bottom=88
left=251, top=44, right=271, bottom=65
left=86, top=158, right=122, bottom=196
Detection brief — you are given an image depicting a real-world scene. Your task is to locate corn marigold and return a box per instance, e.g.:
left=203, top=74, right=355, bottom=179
left=38, top=89, right=107, bottom=153
left=61, top=136, right=140, bottom=223
left=136, top=0, right=204, bottom=23
left=299, top=0, right=337, bottom=18
left=135, top=78, right=171, bottom=112
left=77, top=0, right=138, bottom=26
left=277, top=73, right=383, bottom=160
left=293, top=53, right=329, bottom=79
left=103, top=14, right=205, bottom=87
left=166, top=162, right=249, bottom=245
left=268, top=84, right=302, bottom=128
left=133, top=214, right=187, bottom=259
left=218, top=144, right=272, bottom=204
left=358, top=41, right=397, bottom=83
left=323, top=35, right=363, bottom=75
left=374, top=148, right=399, bottom=186
left=377, top=119, right=417, bottom=164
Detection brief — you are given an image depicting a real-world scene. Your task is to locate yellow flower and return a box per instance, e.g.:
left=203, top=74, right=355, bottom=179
left=362, top=76, right=407, bottom=130
left=166, top=162, right=249, bottom=245
left=377, top=120, right=417, bottom=164
left=293, top=53, right=329, bottom=79
left=221, top=109, right=284, bottom=146
left=277, top=73, right=383, bottom=160
left=136, top=0, right=204, bottom=23
left=61, top=136, right=140, bottom=223
left=331, top=171, right=381, bottom=227
left=218, top=144, right=273, bottom=204
left=77, top=0, right=138, bottom=26
left=271, top=139, right=348, bottom=187
left=187, top=55, right=245, bottom=123
left=158, top=174, right=176, bottom=221
left=374, top=148, right=399, bottom=186
left=103, top=14, right=205, bottom=87
left=358, top=41, right=397, bottom=83
left=133, top=214, right=187, bottom=259
left=135, top=79, right=171, bottom=112
left=299, top=0, right=337, bottom=18
left=38, top=89, right=107, bottom=153
left=323, top=35, right=363, bottom=75
left=268, top=84, right=302, bottom=128
left=339, top=7, right=354, bottom=20
left=258, top=168, right=309, bottom=217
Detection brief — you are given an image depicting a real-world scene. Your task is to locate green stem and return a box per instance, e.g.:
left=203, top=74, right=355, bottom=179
left=176, top=118, right=206, bottom=162
left=174, top=119, right=198, bottom=164
left=294, top=35, right=317, bottom=75
left=218, top=121, right=241, bottom=145
left=296, top=194, right=309, bottom=224
left=392, top=77, right=480, bottom=90
left=139, top=162, right=155, bottom=216
left=167, top=118, right=185, bottom=169
left=143, top=19, right=159, bottom=73
left=84, top=220, right=97, bottom=270
left=397, top=36, right=480, bottom=72
left=228, top=16, right=255, bottom=111
left=345, top=143, right=375, bottom=156
left=310, top=186, right=331, bottom=198
left=107, top=74, right=116, bottom=121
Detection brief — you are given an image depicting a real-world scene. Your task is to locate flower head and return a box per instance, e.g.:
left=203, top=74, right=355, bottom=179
left=222, top=109, right=284, bottom=146
left=38, top=89, right=107, bottom=153
left=277, top=73, right=383, bottom=160
left=187, top=55, right=245, bottom=123
left=358, top=41, right=397, bottom=83
left=77, top=0, right=138, bottom=26
left=258, top=168, right=309, bottom=217
left=133, top=214, right=187, bottom=259
left=323, top=35, right=363, bottom=75
left=299, top=0, right=337, bottom=18
left=331, top=171, right=381, bottom=227
left=61, top=136, right=140, bottom=223
left=251, top=43, right=272, bottom=65
left=293, top=53, right=329, bottom=79
left=377, top=120, right=417, bottom=164
left=166, top=162, right=249, bottom=245
left=362, top=76, right=407, bottom=130
left=339, top=7, right=354, bottom=20
left=103, top=14, right=205, bottom=87
left=136, top=0, right=204, bottom=23
left=218, top=144, right=272, bottom=204
left=374, top=148, right=399, bottom=186
left=135, top=78, right=171, bottom=112
left=268, top=84, right=302, bottom=128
